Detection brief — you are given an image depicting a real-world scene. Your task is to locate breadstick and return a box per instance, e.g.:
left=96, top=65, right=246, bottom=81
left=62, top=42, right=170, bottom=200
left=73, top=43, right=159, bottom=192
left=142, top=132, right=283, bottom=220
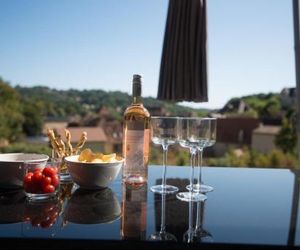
left=73, top=131, right=87, bottom=155
left=47, top=129, right=63, bottom=158
left=65, top=129, right=73, bottom=156
left=56, top=135, right=66, bottom=157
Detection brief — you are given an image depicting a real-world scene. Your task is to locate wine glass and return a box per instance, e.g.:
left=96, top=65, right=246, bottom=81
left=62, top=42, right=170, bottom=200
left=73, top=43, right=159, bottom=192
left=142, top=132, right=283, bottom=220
left=193, top=200, right=213, bottom=243
left=150, top=116, right=179, bottom=194
left=148, top=193, right=177, bottom=241
left=176, top=117, right=208, bottom=202
left=187, top=118, right=216, bottom=193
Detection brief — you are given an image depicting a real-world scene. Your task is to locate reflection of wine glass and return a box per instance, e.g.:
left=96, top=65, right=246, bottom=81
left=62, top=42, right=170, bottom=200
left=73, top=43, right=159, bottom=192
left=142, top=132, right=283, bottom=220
left=193, top=201, right=213, bottom=243
left=187, top=118, right=216, bottom=193
left=182, top=200, right=194, bottom=243
left=150, top=117, right=179, bottom=194
left=176, top=118, right=207, bottom=202
left=148, top=193, right=177, bottom=242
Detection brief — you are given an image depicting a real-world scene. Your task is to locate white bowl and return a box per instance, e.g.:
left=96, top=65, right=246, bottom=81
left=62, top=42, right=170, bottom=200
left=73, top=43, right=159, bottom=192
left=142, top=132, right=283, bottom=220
left=0, top=153, right=49, bottom=189
left=64, top=155, right=124, bottom=189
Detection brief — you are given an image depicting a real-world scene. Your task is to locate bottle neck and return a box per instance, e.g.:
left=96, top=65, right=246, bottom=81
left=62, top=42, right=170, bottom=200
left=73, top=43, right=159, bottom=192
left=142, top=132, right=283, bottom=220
left=132, top=78, right=142, bottom=104
left=133, top=96, right=142, bottom=104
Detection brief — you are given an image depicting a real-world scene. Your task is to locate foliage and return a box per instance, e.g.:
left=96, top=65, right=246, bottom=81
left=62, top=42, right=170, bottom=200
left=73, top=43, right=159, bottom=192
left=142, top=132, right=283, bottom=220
left=224, top=93, right=281, bottom=118
left=275, top=111, right=297, bottom=154
left=149, top=145, right=190, bottom=166
left=22, top=99, right=44, bottom=136
left=0, top=142, right=51, bottom=155
left=15, top=85, right=207, bottom=120
left=208, top=147, right=297, bottom=168
left=0, top=78, right=24, bottom=141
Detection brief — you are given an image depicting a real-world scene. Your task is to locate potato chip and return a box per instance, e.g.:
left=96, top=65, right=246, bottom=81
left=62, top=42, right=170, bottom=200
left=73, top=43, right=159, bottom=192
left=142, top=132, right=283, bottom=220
left=116, top=155, right=123, bottom=161
left=78, top=148, right=121, bottom=163
left=102, top=153, right=116, bottom=162
left=78, top=148, right=94, bottom=162
left=94, top=152, right=103, bottom=158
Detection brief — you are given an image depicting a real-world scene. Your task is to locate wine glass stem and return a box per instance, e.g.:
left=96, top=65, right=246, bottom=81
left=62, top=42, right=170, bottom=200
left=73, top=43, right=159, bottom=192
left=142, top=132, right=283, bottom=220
left=162, top=145, right=168, bottom=188
left=189, top=147, right=197, bottom=193
left=197, top=149, right=203, bottom=186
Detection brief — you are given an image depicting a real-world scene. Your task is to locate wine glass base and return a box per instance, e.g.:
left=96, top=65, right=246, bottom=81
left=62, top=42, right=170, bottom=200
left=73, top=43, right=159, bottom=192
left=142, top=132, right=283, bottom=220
left=150, top=185, right=178, bottom=194
left=148, top=232, right=177, bottom=242
left=176, top=192, right=207, bottom=202
left=186, top=184, right=214, bottom=193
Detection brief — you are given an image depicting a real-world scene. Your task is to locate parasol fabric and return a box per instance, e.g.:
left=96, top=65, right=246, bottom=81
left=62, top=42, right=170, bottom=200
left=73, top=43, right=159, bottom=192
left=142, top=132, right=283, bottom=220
left=157, top=0, right=208, bottom=102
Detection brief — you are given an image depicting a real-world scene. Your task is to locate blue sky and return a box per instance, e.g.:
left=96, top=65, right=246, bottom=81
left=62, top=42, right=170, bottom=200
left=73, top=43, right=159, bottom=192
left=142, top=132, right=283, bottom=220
left=0, top=0, right=295, bottom=109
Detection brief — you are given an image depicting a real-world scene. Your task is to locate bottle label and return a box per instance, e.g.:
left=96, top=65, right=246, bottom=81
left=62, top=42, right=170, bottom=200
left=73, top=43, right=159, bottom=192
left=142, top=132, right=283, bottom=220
left=125, top=130, right=145, bottom=173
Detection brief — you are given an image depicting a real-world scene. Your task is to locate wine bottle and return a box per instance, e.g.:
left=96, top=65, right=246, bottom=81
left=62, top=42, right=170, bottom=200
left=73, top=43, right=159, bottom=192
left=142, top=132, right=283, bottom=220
left=122, top=74, right=150, bottom=187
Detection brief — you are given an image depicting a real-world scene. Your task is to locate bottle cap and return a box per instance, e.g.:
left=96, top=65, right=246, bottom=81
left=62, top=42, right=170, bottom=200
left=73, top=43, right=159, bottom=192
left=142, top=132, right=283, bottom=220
left=132, top=74, right=142, bottom=97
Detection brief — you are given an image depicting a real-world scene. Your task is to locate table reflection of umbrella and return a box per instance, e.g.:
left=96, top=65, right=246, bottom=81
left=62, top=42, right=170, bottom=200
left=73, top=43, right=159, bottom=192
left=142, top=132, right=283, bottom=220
left=158, top=0, right=208, bottom=102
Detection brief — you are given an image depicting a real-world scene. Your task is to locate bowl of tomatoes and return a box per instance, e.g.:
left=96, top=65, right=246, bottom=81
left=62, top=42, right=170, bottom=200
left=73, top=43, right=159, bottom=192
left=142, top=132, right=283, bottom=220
left=23, top=160, right=60, bottom=201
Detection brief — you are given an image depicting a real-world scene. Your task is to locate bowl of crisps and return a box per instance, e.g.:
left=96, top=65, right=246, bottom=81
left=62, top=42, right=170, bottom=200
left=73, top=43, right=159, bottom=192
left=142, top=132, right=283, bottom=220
left=64, top=149, right=124, bottom=190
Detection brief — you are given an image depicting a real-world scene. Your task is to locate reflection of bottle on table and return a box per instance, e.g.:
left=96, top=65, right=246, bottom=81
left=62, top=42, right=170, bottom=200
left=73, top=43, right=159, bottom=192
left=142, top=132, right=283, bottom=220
left=121, top=183, right=147, bottom=240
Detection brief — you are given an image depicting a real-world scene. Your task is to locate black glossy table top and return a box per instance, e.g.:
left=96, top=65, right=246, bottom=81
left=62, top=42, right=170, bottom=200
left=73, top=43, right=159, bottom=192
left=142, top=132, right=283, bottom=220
left=1, top=165, right=300, bottom=249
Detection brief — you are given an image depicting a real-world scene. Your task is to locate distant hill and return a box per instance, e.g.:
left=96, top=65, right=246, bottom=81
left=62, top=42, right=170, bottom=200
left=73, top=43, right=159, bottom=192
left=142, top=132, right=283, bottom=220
left=220, top=92, right=283, bottom=119
left=15, top=86, right=210, bottom=120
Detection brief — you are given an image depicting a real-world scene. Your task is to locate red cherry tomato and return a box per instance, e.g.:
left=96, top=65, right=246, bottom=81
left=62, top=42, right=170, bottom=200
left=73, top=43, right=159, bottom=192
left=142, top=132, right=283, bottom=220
left=43, top=167, right=57, bottom=177
left=23, top=173, right=33, bottom=186
left=32, top=171, right=43, bottom=184
left=42, top=176, right=52, bottom=188
left=26, top=172, right=34, bottom=177
left=51, top=175, right=60, bottom=188
left=43, top=184, right=55, bottom=193
left=50, top=167, right=58, bottom=174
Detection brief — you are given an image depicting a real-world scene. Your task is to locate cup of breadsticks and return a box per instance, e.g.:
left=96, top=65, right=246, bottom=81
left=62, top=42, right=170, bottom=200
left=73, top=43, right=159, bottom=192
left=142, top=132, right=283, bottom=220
left=47, top=128, right=87, bottom=183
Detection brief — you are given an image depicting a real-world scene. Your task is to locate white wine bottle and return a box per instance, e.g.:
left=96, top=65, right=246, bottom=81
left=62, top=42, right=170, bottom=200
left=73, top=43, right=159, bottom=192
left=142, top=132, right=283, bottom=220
left=122, top=74, right=150, bottom=188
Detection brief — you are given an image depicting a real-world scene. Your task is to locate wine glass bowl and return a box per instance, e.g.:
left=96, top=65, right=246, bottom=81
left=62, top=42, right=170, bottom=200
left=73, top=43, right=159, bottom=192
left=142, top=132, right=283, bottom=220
left=150, top=117, right=179, bottom=194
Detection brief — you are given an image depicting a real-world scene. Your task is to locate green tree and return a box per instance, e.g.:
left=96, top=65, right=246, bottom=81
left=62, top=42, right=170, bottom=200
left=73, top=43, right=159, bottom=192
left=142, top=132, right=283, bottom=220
left=0, top=78, right=24, bottom=141
left=275, top=117, right=297, bottom=154
left=22, top=100, right=44, bottom=136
